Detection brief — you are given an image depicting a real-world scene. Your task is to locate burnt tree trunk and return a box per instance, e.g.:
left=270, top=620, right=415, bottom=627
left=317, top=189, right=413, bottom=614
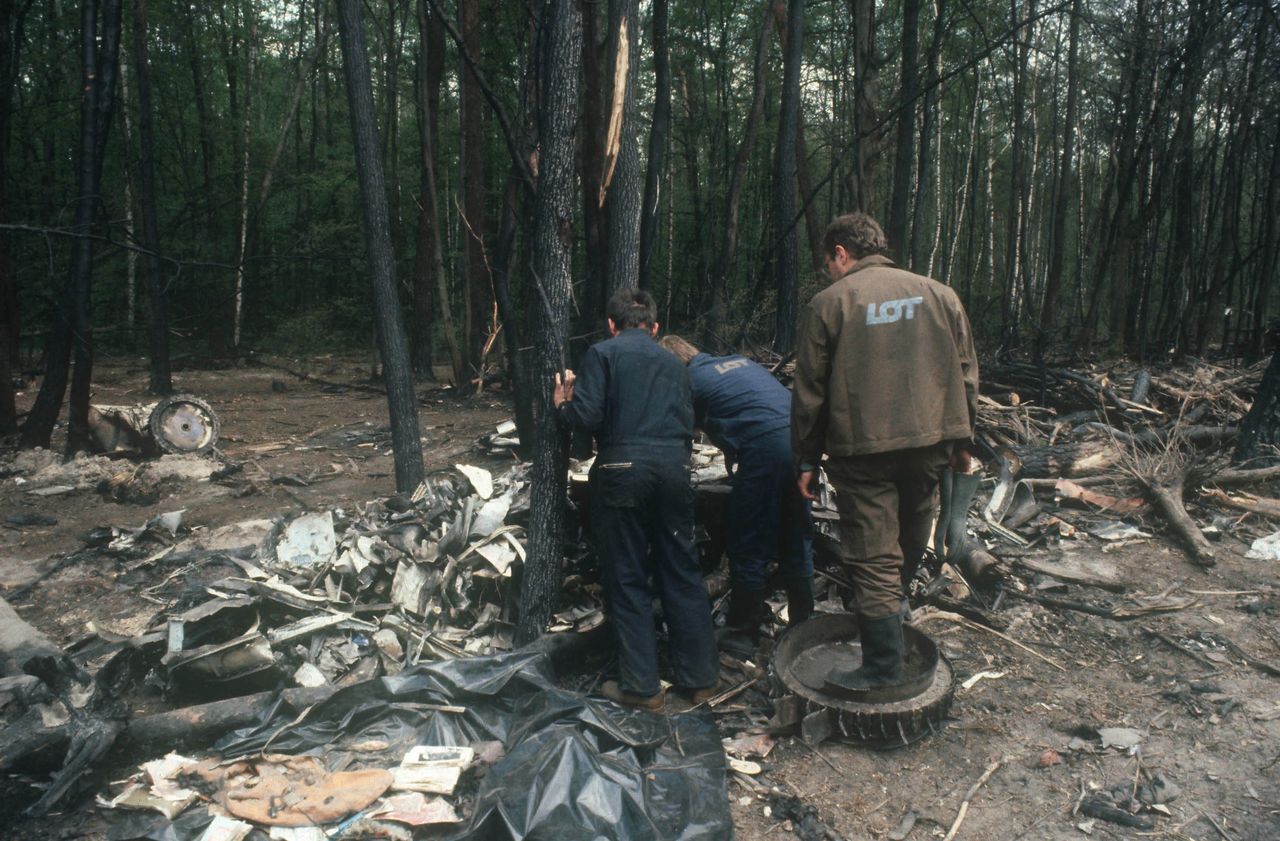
left=130, top=0, right=171, bottom=396
left=704, top=3, right=775, bottom=349
left=22, top=0, right=121, bottom=452
left=410, top=0, right=442, bottom=379
left=637, top=0, right=668, bottom=290
left=850, top=0, right=878, bottom=212
left=1012, top=438, right=1124, bottom=479
left=576, top=0, right=605, bottom=341
left=459, top=0, right=490, bottom=384
left=602, top=0, right=641, bottom=294
left=1037, top=0, right=1081, bottom=354
left=909, top=0, right=945, bottom=272
left=518, top=0, right=579, bottom=646
left=1236, top=349, right=1280, bottom=466
left=772, top=0, right=803, bottom=354
left=887, top=0, right=920, bottom=262
left=336, top=0, right=424, bottom=493
left=491, top=16, right=539, bottom=455
left=0, top=0, right=31, bottom=435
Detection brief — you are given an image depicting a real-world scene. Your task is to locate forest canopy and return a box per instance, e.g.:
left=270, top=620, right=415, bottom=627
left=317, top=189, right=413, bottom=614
left=1, top=0, right=1277, bottom=389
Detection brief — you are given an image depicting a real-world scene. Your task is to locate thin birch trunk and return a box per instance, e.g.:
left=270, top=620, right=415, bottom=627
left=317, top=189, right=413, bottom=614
left=232, top=15, right=256, bottom=349
left=119, top=57, right=136, bottom=330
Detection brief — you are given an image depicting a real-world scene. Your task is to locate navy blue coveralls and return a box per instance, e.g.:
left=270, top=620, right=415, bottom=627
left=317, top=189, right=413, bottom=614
left=687, top=353, right=814, bottom=591
left=557, top=329, right=719, bottom=697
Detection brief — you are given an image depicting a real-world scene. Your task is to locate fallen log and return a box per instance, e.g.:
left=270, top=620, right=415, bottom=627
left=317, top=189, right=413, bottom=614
left=1207, top=464, right=1280, bottom=487
left=125, top=685, right=341, bottom=753
left=1140, top=477, right=1216, bottom=567
left=1076, top=423, right=1239, bottom=449
left=1012, top=439, right=1123, bottom=479
left=1011, top=556, right=1128, bottom=593
left=1199, top=487, right=1280, bottom=520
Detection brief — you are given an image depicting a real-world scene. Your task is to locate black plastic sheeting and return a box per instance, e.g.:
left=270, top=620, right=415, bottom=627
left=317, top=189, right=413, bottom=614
left=107, top=644, right=731, bottom=841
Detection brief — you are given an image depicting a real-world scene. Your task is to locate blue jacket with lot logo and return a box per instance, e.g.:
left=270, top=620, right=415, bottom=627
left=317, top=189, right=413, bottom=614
left=686, top=353, right=791, bottom=460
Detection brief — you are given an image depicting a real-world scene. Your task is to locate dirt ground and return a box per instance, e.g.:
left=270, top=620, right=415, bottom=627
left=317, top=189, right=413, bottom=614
left=2, top=357, right=1279, bottom=841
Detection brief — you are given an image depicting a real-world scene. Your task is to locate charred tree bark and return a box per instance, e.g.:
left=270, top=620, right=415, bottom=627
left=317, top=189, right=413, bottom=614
left=0, top=0, right=31, bottom=435
left=850, top=0, right=878, bottom=212
left=459, top=0, right=490, bottom=384
left=491, top=16, right=539, bottom=455
left=602, top=0, right=641, bottom=294
left=1012, top=438, right=1124, bottom=479
left=1235, top=349, right=1280, bottom=466
left=410, top=0, right=443, bottom=379
left=130, top=0, right=171, bottom=396
left=518, top=0, right=579, bottom=646
left=181, top=9, right=216, bottom=232
left=772, top=0, right=803, bottom=354
left=1249, top=120, right=1280, bottom=362
left=1003, top=0, right=1033, bottom=346
left=336, top=0, right=424, bottom=493
left=1141, top=475, right=1215, bottom=567
left=577, top=0, right=606, bottom=339
left=637, top=0, right=669, bottom=290
left=775, top=4, right=820, bottom=269
left=704, top=2, right=775, bottom=349
left=1037, top=0, right=1080, bottom=354
left=910, top=0, right=945, bottom=273
left=22, top=0, right=121, bottom=452
left=887, top=0, right=920, bottom=263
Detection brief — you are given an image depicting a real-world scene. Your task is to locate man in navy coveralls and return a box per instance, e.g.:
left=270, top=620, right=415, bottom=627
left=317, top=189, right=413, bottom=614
left=553, top=289, right=720, bottom=709
left=660, top=335, right=814, bottom=651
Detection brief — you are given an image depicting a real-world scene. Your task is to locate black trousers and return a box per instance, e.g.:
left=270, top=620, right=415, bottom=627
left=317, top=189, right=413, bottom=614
left=591, top=447, right=719, bottom=697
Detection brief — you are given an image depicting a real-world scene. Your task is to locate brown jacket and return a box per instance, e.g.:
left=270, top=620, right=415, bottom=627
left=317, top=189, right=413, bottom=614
left=791, top=254, right=978, bottom=464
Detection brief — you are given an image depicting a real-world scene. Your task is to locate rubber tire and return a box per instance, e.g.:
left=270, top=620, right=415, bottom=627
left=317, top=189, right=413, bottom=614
left=773, top=613, right=956, bottom=749
left=148, top=394, right=220, bottom=455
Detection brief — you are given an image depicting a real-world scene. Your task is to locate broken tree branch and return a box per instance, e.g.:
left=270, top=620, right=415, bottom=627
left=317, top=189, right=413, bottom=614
left=1209, top=464, right=1280, bottom=487
left=942, top=758, right=1005, bottom=841
left=1140, top=476, right=1216, bottom=567
left=914, top=609, right=1067, bottom=671
left=1199, top=487, right=1280, bottom=519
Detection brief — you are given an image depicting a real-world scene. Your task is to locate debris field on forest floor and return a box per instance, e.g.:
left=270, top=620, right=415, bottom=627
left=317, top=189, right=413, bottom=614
left=3, top=357, right=1280, bottom=839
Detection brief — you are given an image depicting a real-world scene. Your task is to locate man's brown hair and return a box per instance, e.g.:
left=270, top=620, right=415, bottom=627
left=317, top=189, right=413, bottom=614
left=658, top=335, right=700, bottom=365
left=607, top=288, right=657, bottom=329
left=822, top=212, right=888, bottom=260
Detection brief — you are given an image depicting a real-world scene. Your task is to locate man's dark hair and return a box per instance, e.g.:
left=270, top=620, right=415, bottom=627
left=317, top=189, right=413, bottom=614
left=607, top=288, right=657, bottom=329
left=823, top=212, right=888, bottom=260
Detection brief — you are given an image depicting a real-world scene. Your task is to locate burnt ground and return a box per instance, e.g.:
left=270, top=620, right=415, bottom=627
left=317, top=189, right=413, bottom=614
left=2, top=356, right=1279, bottom=841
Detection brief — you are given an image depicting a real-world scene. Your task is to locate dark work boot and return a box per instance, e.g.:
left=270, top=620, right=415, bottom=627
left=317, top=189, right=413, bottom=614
left=824, top=613, right=905, bottom=695
left=784, top=577, right=814, bottom=625
left=718, top=586, right=766, bottom=657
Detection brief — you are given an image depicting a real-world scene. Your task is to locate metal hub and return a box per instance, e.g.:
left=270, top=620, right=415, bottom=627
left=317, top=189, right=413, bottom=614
left=149, top=395, right=220, bottom=455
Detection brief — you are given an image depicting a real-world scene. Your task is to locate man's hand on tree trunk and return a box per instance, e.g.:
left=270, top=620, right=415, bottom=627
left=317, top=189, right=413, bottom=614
left=553, top=370, right=576, bottom=408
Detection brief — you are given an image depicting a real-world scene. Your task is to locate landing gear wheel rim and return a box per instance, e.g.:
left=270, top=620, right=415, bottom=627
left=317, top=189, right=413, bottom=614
left=148, top=395, right=220, bottom=455
left=774, top=613, right=956, bottom=747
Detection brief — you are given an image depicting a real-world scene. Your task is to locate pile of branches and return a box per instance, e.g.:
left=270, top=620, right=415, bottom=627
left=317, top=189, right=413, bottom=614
left=975, top=358, right=1278, bottom=567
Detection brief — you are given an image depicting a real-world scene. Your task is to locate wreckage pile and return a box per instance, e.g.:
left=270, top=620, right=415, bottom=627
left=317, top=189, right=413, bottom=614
left=1, top=442, right=758, bottom=838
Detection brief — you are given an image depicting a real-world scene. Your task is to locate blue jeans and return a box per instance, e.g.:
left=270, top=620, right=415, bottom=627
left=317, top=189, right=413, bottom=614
left=727, top=430, right=814, bottom=591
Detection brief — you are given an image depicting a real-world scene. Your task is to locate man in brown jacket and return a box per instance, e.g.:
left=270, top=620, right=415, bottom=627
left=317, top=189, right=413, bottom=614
left=793, top=212, right=978, bottom=694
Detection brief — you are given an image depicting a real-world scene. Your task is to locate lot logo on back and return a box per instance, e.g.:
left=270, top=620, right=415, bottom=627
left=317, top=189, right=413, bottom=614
left=714, top=358, right=750, bottom=375
left=866, top=296, right=924, bottom=325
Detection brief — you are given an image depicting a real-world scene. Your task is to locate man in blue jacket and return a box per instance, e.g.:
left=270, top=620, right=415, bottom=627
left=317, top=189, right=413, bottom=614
left=554, top=290, right=719, bottom=710
left=660, top=335, right=814, bottom=651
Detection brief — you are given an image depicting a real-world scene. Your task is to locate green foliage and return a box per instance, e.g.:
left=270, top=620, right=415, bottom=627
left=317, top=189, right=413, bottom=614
left=3, top=0, right=1278, bottom=365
